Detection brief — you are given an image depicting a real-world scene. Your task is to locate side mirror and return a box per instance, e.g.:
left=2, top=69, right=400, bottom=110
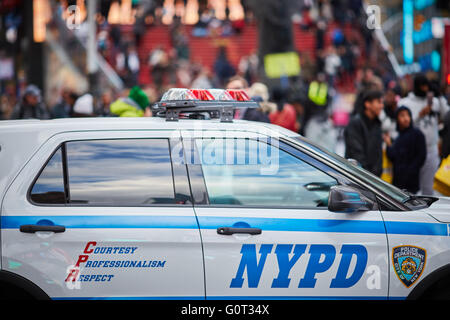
left=328, top=185, right=374, bottom=213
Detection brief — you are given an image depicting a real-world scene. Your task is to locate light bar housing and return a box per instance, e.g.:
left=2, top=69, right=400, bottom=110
left=153, top=88, right=259, bottom=122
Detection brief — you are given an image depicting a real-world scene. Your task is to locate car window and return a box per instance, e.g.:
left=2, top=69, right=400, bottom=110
left=196, top=138, right=337, bottom=208
left=65, top=139, right=175, bottom=205
left=292, top=136, right=409, bottom=204
left=30, top=147, right=66, bottom=204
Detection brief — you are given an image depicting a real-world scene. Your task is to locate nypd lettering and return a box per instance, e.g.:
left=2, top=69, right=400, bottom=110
left=230, top=244, right=368, bottom=289
left=392, top=245, right=426, bottom=288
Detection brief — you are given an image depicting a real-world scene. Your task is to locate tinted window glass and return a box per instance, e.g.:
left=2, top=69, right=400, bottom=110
left=30, top=147, right=66, bottom=204
left=66, top=139, right=175, bottom=205
left=196, top=139, right=337, bottom=207
left=292, top=136, right=409, bottom=203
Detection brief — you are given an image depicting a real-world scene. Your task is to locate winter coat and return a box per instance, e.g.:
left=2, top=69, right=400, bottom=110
left=344, top=113, right=382, bottom=177
left=269, top=103, right=297, bottom=132
left=386, top=107, right=426, bottom=193
left=51, top=101, right=72, bottom=119
left=110, top=97, right=144, bottom=117
left=243, top=108, right=270, bottom=123
left=10, top=102, right=49, bottom=120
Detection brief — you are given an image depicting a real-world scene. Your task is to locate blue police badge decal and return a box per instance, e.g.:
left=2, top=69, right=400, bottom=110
left=392, top=246, right=426, bottom=288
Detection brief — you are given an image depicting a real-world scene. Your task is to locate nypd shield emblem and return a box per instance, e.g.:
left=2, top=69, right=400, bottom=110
left=392, top=246, right=426, bottom=288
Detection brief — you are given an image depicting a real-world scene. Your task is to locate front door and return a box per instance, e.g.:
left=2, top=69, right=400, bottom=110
left=183, top=131, right=388, bottom=299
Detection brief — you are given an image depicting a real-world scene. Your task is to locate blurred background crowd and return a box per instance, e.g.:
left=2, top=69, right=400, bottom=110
left=0, top=0, right=449, bottom=195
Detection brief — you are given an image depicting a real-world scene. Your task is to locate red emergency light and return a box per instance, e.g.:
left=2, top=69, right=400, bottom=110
left=160, top=88, right=251, bottom=102
left=226, top=89, right=251, bottom=101
left=189, top=89, right=215, bottom=101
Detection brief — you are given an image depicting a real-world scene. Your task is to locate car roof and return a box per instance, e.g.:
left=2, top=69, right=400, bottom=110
left=0, top=117, right=299, bottom=138
left=0, top=118, right=300, bottom=204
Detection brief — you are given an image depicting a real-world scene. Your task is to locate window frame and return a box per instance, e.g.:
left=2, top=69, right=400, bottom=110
left=282, top=136, right=402, bottom=211
left=27, top=142, right=66, bottom=206
left=27, top=138, right=192, bottom=207
left=186, top=137, right=352, bottom=210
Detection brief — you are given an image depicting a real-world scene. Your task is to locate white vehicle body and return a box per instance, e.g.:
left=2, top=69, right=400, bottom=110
left=0, top=117, right=449, bottom=300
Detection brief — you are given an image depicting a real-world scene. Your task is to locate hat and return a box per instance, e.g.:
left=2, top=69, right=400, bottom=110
left=23, top=84, right=41, bottom=101
left=128, top=86, right=150, bottom=110
left=73, top=93, right=94, bottom=115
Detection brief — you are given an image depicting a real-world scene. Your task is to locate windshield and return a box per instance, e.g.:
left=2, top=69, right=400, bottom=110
left=292, top=136, right=409, bottom=204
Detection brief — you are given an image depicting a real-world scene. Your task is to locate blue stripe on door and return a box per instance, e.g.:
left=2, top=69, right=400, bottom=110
left=1, top=215, right=447, bottom=236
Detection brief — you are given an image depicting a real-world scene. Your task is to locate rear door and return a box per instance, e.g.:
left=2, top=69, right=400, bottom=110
left=182, top=130, right=389, bottom=299
left=1, top=130, right=205, bottom=299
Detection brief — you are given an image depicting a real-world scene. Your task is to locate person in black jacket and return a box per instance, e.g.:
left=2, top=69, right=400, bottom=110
left=10, top=85, right=49, bottom=120
left=344, top=90, right=384, bottom=176
left=384, top=106, right=427, bottom=194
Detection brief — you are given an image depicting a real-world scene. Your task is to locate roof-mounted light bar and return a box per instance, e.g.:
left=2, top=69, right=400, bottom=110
left=153, top=88, right=259, bottom=122
left=208, top=89, right=234, bottom=101
left=226, top=89, right=251, bottom=101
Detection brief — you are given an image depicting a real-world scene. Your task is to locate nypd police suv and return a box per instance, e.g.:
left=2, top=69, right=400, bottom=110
left=1, top=88, right=450, bottom=300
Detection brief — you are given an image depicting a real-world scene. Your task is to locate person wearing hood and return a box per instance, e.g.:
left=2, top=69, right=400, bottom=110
left=384, top=106, right=426, bottom=194
left=110, top=86, right=150, bottom=117
left=10, top=85, right=49, bottom=120
left=398, top=74, right=449, bottom=195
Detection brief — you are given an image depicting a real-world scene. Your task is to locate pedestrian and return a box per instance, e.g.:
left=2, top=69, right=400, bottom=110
left=307, top=72, right=329, bottom=113
left=148, top=45, right=169, bottom=92
left=352, top=67, right=383, bottom=116
left=95, top=89, right=115, bottom=117
left=214, top=46, right=236, bottom=87
left=226, top=77, right=269, bottom=123
left=110, top=86, right=150, bottom=117
left=226, top=75, right=248, bottom=91
left=51, top=89, right=78, bottom=119
left=248, top=82, right=277, bottom=117
left=380, top=84, right=400, bottom=139
left=384, top=106, right=426, bottom=194
left=324, top=46, right=341, bottom=87
left=246, top=82, right=275, bottom=123
left=10, top=85, right=49, bottom=120
left=304, top=73, right=336, bottom=151
left=125, top=45, right=140, bottom=88
left=398, top=74, right=449, bottom=195
left=269, top=87, right=298, bottom=133
left=344, top=90, right=384, bottom=176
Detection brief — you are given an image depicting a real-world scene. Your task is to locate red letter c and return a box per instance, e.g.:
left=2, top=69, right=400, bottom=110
left=84, top=241, right=97, bottom=254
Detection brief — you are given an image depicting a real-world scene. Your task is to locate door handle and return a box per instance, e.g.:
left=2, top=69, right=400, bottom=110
left=217, top=227, right=262, bottom=236
left=20, top=224, right=66, bottom=234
